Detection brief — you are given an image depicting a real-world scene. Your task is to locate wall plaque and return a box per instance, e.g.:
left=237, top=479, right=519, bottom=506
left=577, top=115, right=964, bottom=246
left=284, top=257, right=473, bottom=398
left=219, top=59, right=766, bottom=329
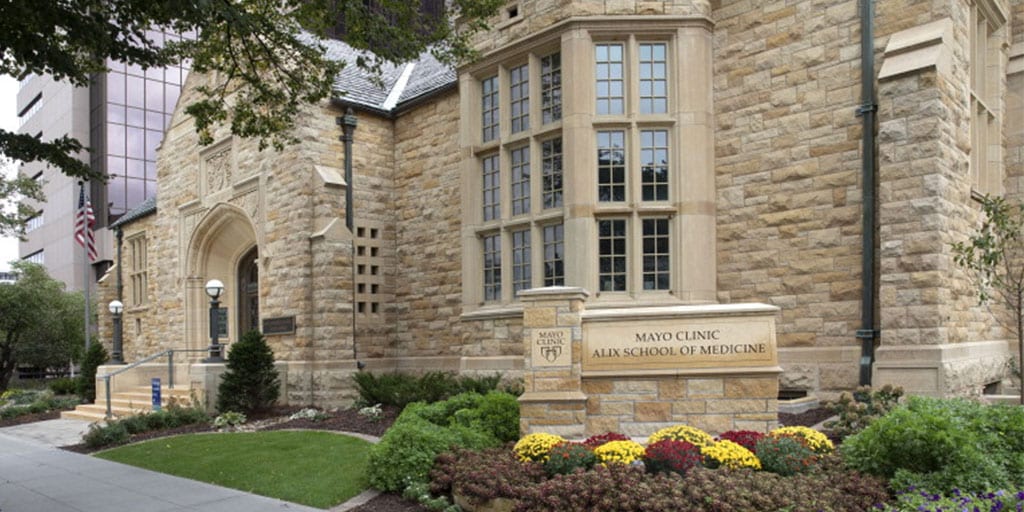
left=582, top=316, right=777, bottom=372
left=262, top=316, right=296, bottom=335
left=529, top=327, right=572, bottom=367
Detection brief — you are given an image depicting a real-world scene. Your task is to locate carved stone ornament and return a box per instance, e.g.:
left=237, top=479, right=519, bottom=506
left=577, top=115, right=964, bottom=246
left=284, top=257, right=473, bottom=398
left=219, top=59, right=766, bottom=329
left=205, top=147, right=232, bottom=193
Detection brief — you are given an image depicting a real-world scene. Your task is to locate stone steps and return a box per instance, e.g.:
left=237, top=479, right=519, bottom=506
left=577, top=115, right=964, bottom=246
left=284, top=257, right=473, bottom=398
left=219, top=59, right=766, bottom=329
left=61, top=386, right=193, bottom=423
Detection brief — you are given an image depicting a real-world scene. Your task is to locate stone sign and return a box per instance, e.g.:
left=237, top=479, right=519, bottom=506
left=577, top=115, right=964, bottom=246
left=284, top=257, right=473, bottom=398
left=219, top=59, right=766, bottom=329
left=529, top=327, right=572, bottom=367
left=582, top=316, right=776, bottom=372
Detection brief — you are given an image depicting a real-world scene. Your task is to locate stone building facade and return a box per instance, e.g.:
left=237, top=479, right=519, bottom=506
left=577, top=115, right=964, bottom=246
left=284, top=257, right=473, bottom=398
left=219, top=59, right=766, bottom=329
left=97, top=0, right=1023, bottom=410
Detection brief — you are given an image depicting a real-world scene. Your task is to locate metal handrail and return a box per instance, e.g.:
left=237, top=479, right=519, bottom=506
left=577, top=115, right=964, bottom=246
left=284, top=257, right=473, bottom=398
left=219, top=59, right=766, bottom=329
left=100, top=348, right=210, bottom=420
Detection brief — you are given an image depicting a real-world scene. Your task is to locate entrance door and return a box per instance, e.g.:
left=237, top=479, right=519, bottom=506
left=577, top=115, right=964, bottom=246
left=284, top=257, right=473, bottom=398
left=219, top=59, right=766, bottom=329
left=238, top=247, right=259, bottom=336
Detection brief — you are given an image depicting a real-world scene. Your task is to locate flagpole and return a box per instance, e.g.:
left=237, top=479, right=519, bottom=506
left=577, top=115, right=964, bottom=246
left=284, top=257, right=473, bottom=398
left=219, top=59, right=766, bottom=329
left=80, top=181, right=91, bottom=352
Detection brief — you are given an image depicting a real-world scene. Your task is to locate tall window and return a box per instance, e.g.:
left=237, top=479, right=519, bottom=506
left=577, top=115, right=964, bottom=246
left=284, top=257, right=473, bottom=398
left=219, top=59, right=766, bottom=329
left=640, top=129, right=669, bottom=201
left=638, top=43, right=668, bottom=114
left=598, top=219, right=627, bottom=291
left=482, top=154, right=500, bottom=221
left=543, top=224, right=564, bottom=286
left=642, top=219, right=670, bottom=290
left=481, top=75, right=499, bottom=142
left=129, top=235, right=148, bottom=306
left=509, top=64, right=530, bottom=133
left=540, top=53, right=562, bottom=124
left=483, top=234, right=501, bottom=301
left=597, top=131, right=626, bottom=202
left=595, top=43, right=624, bottom=115
left=969, top=4, right=1003, bottom=195
left=512, top=229, right=531, bottom=294
left=541, top=138, right=563, bottom=209
left=510, top=146, right=530, bottom=216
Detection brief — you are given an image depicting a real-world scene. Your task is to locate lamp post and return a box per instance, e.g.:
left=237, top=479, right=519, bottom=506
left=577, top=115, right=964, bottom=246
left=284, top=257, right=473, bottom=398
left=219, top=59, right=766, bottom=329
left=108, top=300, right=124, bottom=364
left=204, top=279, right=225, bottom=363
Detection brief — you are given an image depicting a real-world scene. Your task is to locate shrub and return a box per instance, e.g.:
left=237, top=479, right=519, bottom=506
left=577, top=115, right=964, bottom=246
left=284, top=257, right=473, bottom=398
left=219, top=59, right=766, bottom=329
left=770, top=425, right=833, bottom=454
left=543, top=442, right=597, bottom=476
left=717, top=429, right=765, bottom=452
left=450, top=391, right=519, bottom=443
left=647, top=424, right=713, bottom=447
left=882, top=488, right=1024, bottom=512
left=825, top=384, right=903, bottom=439
left=48, top=377, right=78, bottom=395
left=701, top=439, right=761, bottom=470
left=644, top=439, right=702, bottom=476
left=755, top=435, right=817, bottom=476
left=430, top=448, right=547, bottom=506
left=352, top=371, right=516, bottom=408
left=216, top=330, right=280, bottom=414
left=582, top=432, right=630, bottom=449
left=513, top=432, right=566, bottom=462
left=83, top=421, right=129, bottom=448
left=842, top=396, right=1024, bottom=492
left=367, top=392, right=514, bottom=492
left=77, top=342, right=109, bottom=403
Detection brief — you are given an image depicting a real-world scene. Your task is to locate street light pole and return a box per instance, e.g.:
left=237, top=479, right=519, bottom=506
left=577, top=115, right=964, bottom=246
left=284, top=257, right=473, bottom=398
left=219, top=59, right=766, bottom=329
left=204, top=279, right=225, bottom=363
left=108, top=300, right=124, bottom=364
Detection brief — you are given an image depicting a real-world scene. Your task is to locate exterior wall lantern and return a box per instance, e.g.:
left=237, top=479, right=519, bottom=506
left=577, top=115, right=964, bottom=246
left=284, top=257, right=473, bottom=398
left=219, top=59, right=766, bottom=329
left=107, top=300, right=124, bottom=364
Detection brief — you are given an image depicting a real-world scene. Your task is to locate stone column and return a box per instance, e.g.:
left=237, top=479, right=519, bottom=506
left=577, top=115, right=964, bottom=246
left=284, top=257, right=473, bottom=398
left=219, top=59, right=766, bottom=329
left=518, top=287, right=589, bottom=438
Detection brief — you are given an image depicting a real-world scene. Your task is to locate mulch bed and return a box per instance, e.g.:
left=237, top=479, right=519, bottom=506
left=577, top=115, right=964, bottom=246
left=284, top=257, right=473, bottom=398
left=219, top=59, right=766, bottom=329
left=0, top=410, right=61, bottom=428
left=50, top=405, right=833, bottom=512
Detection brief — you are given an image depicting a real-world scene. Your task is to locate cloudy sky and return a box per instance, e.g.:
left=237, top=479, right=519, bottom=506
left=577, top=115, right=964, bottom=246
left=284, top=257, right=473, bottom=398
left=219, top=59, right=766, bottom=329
left=0, top=75, right=19, bottom=271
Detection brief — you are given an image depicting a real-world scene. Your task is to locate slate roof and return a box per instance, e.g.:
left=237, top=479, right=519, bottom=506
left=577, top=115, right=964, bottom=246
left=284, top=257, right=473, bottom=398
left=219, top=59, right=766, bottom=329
left=109, top=195, right=157, bottom=229
left=319, top=36, right=457, bottom=113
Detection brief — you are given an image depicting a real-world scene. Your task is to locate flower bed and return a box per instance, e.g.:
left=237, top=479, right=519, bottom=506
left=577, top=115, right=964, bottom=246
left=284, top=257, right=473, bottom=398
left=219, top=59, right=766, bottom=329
left=429, top=424, right=891, bottom=511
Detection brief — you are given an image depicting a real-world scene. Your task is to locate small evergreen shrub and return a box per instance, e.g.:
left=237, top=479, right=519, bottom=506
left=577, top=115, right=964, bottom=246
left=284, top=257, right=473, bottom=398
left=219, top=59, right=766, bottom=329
left=842, top=396, right=1024, bottom=492
left=77, top=342, right=109, bottom=403
left=644, top=439, right=702, bottom=476
left=216, top=330, right=280, bottom=414
left=755, top=435, right=817, bottom=476
left=543, top=442, right=597, bottom=476
left=825, top=384, right=903, bottom=439
left=48, top=378, right=78, bottom=395
left=83, top=421, right=129, bottom=448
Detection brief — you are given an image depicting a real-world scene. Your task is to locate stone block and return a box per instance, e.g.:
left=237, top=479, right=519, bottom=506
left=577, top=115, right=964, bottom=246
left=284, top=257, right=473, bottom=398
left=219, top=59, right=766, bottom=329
left=635, top=402, right=673, bottom=422
left=724, top=377, right=778, bottom=398
left=687, top=378, right=724, bottom=397
left=524, top=308, right=558, bottom=327
left=658, top=379, right=687, bottom=399
left=583, top=379, right=614, bottom=394
left=672, top=400, right=707, bottom=415
left=706, top=399, right=769, bottom=414
left=585, top=416, right=621, bottom=437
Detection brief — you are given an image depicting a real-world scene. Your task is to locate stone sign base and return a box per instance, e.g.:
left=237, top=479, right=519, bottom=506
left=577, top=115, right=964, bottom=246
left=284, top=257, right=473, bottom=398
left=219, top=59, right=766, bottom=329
left=518, top=287, right=781, bottom=439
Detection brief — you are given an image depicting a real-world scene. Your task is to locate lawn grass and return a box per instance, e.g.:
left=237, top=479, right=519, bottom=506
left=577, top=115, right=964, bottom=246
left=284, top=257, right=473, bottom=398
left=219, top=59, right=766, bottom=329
left=96, top=431, right=371, bottom=509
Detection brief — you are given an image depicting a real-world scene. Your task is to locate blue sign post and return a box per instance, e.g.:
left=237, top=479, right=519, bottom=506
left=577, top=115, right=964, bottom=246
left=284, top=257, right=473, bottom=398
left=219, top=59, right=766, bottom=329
left=151, top=378, right=162, bottom=412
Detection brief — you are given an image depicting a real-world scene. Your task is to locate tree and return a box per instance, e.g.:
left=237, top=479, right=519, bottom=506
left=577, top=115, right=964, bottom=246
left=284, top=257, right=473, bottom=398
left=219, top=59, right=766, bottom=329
left=0, top=261, right=85, bottom=391
left=951, top=195, right=1024, bottom=404
left=217, top=330, right=280, bottom=414
left=78, top=342, right=109, bottom=403
left=0, top=0, right=503, bottom=236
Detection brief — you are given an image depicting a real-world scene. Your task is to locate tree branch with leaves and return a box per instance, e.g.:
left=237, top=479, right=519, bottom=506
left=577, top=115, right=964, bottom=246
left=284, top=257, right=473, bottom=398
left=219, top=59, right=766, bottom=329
left=951, top=195, right=1024, bottom=404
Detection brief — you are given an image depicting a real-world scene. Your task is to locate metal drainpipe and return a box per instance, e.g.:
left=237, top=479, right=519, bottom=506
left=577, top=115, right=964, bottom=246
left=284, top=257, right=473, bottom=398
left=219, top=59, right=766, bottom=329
left=856, top=0, right=879, bottom=386
left=116, top=227, right=124, bottom=305
left=337, top=108, right=362, bottom=369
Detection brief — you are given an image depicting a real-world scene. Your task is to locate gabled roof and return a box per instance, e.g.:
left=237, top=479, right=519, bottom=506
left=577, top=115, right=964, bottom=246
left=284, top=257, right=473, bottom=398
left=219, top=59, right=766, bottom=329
left=109, top=195, right=157, bottom=229
left=319, top=37, right=456, bottom=114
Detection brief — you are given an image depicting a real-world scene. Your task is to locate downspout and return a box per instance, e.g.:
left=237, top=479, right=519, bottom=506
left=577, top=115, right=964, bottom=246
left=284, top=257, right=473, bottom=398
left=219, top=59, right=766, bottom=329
left=856, top=0, right=879, bottom=386
left=337, top=108, right=362, bottom=369
left=116, top=227, right=124, bottom=305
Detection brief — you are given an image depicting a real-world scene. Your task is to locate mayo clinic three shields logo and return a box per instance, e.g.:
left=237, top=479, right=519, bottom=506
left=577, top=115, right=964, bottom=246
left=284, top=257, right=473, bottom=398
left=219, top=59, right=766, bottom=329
left=530, top=328, right=572, bottom=367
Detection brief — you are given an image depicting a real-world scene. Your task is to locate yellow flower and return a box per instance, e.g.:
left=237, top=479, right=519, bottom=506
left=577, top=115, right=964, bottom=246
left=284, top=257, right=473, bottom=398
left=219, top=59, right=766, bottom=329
left=701, top=439, right=761, bottom=470
left=513, top=433, right=566, bottom=462
left=770, top=426, right=834, bottom=454
left=593, top=440, right=646, bottom=465
left=647, top=424, right=714, bottom=447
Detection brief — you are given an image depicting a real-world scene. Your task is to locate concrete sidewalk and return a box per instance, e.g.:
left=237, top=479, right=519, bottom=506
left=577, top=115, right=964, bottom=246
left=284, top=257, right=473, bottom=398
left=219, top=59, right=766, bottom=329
left=0, top=419, right=325, bottom=512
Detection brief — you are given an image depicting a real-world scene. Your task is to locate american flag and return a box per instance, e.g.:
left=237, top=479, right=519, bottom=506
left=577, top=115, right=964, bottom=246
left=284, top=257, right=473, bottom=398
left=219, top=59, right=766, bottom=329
left=75, top=185, right=97, bottom=262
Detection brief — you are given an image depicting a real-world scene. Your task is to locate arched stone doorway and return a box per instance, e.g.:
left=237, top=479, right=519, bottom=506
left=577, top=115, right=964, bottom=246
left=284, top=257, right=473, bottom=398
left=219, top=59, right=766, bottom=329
left=238, top=247, right=259, bottom=336
left=185, top=204, right=259, bottom=352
